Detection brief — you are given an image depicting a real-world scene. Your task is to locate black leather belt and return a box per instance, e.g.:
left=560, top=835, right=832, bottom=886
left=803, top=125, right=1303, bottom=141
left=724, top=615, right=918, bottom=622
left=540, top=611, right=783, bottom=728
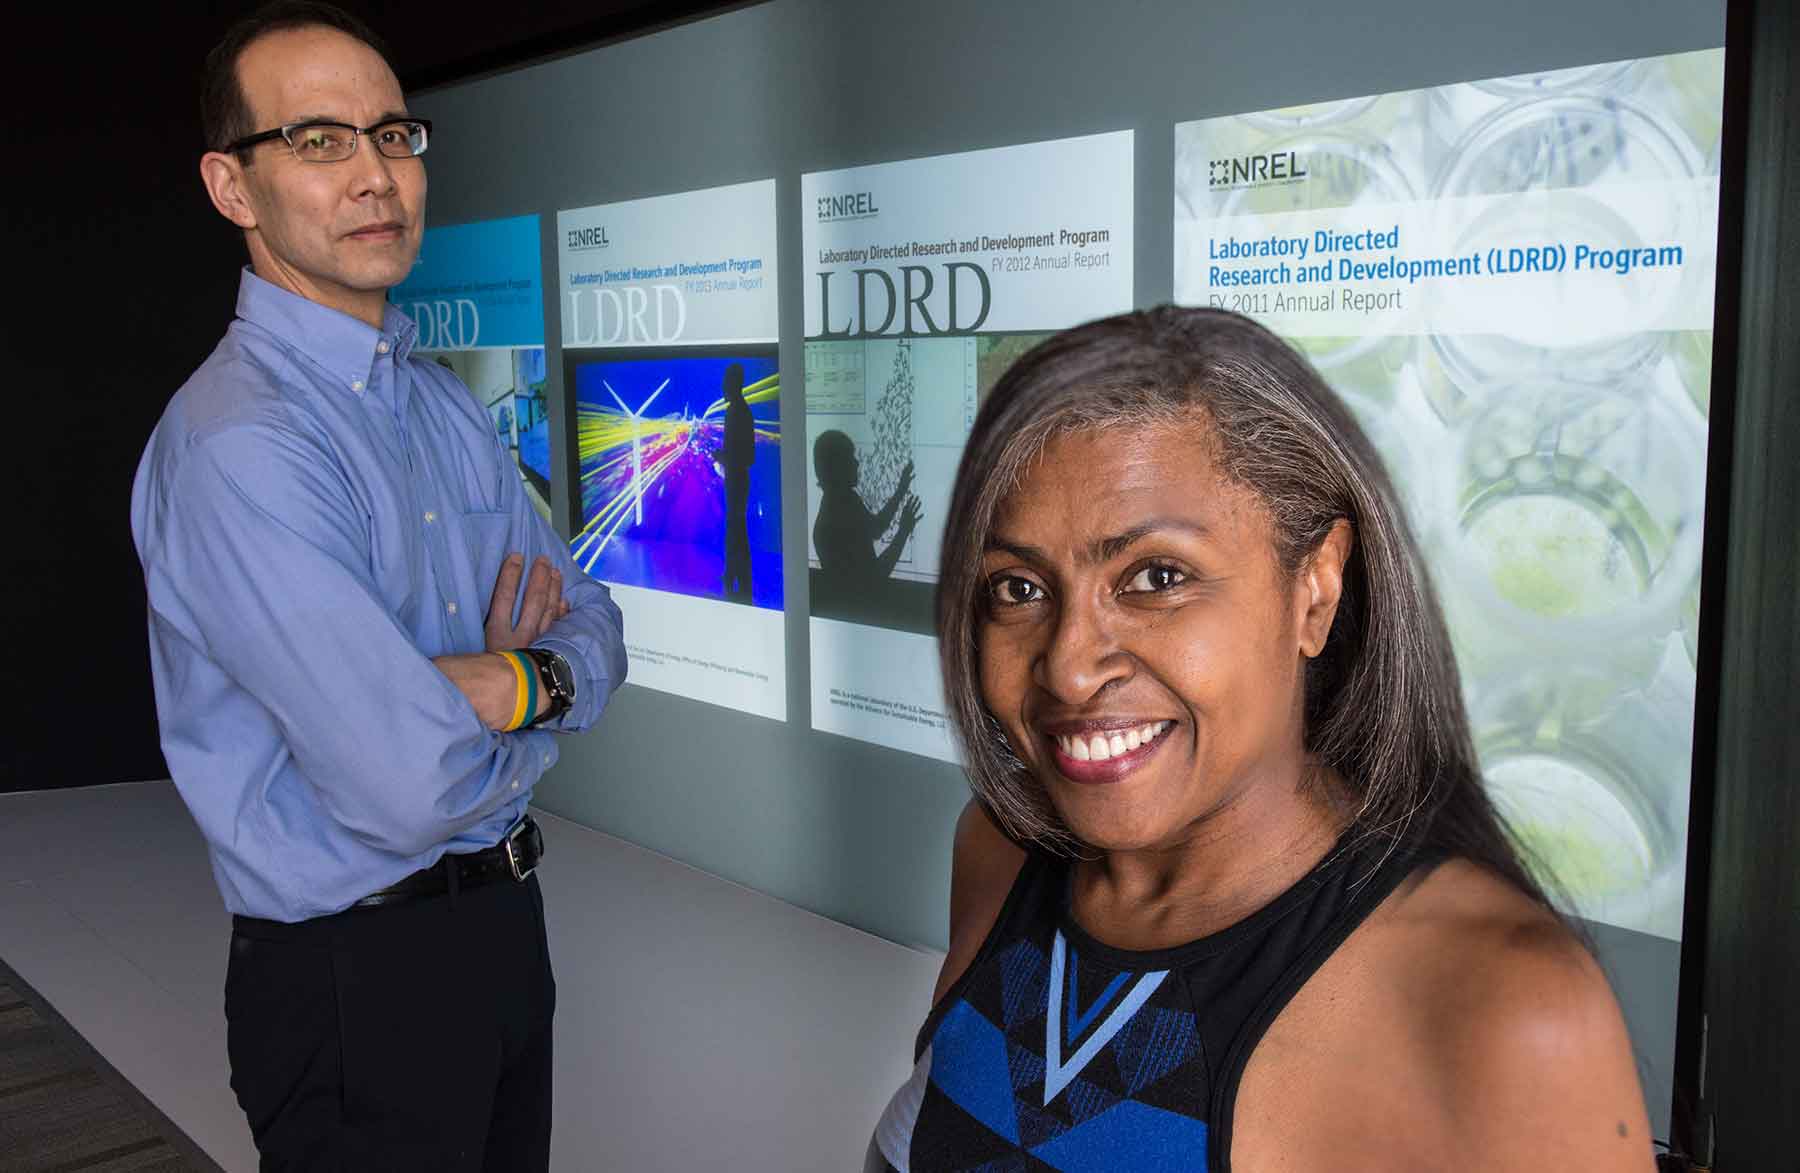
left=353, top=816, right=544, bottom=909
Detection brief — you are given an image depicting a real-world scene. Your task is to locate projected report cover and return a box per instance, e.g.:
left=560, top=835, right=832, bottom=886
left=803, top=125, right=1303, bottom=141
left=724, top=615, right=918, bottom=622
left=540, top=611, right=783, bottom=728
left=1175, top=50, right=1724, bottom=942
left=803, top=131, right=1134, bottom=762
left=559, top=179, right=786, bottom=721
left=391, top=214, right=552, bottom=521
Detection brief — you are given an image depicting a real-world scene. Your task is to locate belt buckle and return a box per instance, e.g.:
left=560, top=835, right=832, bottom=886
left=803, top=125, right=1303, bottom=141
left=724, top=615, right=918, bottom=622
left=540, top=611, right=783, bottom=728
left=503, top=816, right=539, bottom=882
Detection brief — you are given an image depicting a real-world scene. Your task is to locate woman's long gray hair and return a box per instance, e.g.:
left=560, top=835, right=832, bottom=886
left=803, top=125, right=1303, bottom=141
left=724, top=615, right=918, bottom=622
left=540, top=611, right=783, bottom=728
left=937, top=306, right=1548, bottom=903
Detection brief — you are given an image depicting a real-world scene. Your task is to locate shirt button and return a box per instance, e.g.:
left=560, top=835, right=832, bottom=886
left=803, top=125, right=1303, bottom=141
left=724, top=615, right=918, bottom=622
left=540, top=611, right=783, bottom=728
left=446, top=602, right=459, bottom=615
left=542, top=753, right=551, bottom=765
left=377, top=340, right=391, bottom=354
left=350, top=379, right=364, bottom=393
left=512, top=779, right=520, bottom=790
left=423, top=511, right=436, bottom=524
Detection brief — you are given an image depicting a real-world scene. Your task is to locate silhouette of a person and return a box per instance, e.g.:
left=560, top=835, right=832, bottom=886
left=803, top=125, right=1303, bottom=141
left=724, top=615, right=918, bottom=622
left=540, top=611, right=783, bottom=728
left=717, top=364, right=754, bottom=602
left=811, top=430, right=922, bottom=591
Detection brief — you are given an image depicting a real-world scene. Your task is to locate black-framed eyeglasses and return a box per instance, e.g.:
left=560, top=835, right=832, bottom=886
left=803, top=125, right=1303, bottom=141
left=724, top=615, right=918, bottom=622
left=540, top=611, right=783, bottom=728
left=226, top=118, right=432, bottom=163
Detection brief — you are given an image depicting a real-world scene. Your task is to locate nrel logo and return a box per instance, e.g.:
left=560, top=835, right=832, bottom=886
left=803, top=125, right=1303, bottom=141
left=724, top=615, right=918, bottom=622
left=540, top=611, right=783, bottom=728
left=816, top=192, right=880, bottom=222
left=566, top=225, right=611, bottom=251
left=1209, top=151, right=1308, bottom=189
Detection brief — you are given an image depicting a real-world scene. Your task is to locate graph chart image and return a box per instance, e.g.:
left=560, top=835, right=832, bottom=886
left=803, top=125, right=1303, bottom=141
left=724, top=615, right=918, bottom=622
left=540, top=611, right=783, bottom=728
left=804, top=333, right=1049, bottom=636
left=569, top=349, right=781, bottom=611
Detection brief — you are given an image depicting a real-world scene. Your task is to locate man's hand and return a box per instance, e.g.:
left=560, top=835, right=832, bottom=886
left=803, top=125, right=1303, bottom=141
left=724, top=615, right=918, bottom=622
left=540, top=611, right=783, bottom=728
left=486, top=553, right=569, bottom=652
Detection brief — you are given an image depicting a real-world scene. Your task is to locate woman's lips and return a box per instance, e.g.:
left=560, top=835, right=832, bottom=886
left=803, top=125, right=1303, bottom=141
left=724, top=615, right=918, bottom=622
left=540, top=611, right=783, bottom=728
left=1044, top=720, right=1173, bottom=784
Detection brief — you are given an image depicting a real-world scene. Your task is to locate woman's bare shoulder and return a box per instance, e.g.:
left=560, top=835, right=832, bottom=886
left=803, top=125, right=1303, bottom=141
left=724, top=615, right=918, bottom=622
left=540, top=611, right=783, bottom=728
left=931, top=800, right=1028, bottom=1006
left=1374, top=858, right=1655, bottom=1170
left=1380, top=857, right=1604, bottom=1008
left=1238, top=857, right=1653, bottom=1171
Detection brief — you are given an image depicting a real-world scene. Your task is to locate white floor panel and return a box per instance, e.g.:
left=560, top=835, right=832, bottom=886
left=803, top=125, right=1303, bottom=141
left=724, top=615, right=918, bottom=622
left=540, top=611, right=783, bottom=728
left=0, top=781, right=941, bottom=1172
left=0, top=872, right=253, bottom=1171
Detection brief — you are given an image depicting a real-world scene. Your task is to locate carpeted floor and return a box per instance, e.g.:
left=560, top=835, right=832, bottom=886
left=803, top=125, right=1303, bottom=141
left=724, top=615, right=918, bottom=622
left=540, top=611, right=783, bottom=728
left=0, top=959, right=220, bottom=1173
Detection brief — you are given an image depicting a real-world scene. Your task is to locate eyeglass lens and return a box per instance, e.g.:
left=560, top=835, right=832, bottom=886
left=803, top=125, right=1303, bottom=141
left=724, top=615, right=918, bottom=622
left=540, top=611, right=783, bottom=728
left=286, top=120, right=428, bottom=162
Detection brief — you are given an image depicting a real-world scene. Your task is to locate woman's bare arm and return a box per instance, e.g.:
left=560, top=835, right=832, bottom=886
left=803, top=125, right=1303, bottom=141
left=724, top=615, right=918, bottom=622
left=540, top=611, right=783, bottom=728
left=931, top=799, right=1028, bottom=1006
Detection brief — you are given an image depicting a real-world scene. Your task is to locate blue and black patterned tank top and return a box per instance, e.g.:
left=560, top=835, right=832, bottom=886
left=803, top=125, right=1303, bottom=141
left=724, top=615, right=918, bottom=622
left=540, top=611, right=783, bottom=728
left=866, top=830, right=1437, bottom=1172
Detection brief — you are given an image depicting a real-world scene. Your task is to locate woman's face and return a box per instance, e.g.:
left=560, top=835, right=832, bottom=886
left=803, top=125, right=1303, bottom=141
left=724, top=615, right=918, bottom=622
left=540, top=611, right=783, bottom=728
left=978, top=421, right=1345, bottom=853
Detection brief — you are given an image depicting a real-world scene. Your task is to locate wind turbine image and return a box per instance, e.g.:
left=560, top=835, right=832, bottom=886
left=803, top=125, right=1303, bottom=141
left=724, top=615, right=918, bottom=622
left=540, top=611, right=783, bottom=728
left=605, top=376, right=669, bottom=527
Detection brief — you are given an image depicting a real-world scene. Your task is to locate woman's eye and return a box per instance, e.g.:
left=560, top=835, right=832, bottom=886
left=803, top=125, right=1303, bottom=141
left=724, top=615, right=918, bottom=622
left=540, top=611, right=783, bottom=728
left=988, top=576, right=1043, bottom=606
left=1123, top=563, right=1188, bottom=593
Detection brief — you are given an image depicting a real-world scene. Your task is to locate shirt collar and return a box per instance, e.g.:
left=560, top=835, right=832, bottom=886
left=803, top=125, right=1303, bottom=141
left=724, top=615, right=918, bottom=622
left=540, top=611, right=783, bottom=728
left=234, top=268, right=420, bottom=392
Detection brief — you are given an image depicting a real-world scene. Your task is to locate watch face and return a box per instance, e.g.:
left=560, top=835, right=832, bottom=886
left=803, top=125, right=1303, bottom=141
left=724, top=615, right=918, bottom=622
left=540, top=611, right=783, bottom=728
left=547, top=653, right=575, bottom=701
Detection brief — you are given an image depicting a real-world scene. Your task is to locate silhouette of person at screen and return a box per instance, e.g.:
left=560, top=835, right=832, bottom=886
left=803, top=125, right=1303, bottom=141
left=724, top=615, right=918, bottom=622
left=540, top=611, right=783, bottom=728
left=717, top=364, right=754, bottom=603
left=812, top=430, right=922, bottom=599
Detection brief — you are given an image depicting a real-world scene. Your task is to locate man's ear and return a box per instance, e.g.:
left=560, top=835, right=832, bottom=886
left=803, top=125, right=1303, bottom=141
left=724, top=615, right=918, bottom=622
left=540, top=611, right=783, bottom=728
left=200, top=151, right=259, bottom=230
left=1298, top=518, right=1354, bottom=659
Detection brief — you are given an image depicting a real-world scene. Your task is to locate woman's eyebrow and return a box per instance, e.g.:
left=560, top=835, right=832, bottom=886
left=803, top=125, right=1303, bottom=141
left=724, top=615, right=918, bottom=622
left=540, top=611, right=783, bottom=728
left=985, top=519, right=1212, bottom=566
left=984, top=536, right=1046, bottom=564
left=1091, top=519, right=1210, bottom=562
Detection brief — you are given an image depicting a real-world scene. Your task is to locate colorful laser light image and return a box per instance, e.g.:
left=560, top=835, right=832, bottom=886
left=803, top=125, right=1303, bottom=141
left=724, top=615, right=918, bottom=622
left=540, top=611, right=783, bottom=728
left=571, top=353, right=782, bottom=610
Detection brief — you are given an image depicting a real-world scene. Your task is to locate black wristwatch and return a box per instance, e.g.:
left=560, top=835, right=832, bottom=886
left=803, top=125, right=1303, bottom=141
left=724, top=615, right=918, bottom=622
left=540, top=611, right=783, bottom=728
left=520, top=647, right=576, bottom=727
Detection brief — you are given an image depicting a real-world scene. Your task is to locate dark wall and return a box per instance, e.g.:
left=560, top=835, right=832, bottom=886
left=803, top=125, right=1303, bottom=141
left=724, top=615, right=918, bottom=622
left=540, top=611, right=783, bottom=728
left=0, top=3, right=724, bottom=794
left=4, top=13, right=243, bottom=793
left=1687, top=0, right=1800, bottom=1164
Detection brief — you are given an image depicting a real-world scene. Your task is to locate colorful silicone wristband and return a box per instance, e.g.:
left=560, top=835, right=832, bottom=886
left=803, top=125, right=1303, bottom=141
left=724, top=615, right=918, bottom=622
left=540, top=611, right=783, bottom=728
left=500, top=650, right=532, bottom=731
left=517, top=651, right=539, bottom=728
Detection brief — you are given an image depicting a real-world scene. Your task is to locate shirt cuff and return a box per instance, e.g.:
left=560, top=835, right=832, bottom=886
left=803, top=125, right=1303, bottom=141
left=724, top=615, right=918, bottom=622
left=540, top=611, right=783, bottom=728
left=532, top=635, right=597, bottom=731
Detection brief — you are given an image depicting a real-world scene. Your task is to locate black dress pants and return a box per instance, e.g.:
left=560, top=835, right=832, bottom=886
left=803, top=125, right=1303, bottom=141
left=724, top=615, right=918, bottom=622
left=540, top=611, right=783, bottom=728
left=225, top=872, right=555, bottom=1172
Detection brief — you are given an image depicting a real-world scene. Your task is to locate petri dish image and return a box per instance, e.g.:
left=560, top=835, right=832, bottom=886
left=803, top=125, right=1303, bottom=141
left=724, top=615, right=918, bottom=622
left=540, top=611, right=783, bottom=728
left=1448, top=385, right=1704, bottom=651
left=1485, top=749, right=1655, bottom=905
left=1432, top=93, right=1699, bottom=199
left=1474, top=498, right=1627, bottom=616
left=1471, top=665, right=1692, bottom=939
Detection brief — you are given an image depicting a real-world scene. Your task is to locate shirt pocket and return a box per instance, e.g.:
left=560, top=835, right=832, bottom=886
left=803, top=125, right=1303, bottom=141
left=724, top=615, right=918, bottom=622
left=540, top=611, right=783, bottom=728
left=456, top=511, right=515, bottom=610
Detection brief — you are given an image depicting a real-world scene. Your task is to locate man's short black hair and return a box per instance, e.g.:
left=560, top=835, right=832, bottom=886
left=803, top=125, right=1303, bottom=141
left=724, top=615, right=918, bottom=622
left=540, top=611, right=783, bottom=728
left=200, top=1, right=394, bottom=155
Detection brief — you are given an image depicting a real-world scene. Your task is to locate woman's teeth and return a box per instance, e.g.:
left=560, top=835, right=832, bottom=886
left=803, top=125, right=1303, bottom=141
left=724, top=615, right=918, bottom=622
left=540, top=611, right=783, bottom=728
left=1053, top=721, right=1171, bottom=763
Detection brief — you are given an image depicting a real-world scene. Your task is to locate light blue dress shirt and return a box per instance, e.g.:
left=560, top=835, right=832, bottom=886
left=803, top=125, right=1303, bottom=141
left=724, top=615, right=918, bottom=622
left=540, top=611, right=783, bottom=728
left=131, top=270, right=627, bottom=922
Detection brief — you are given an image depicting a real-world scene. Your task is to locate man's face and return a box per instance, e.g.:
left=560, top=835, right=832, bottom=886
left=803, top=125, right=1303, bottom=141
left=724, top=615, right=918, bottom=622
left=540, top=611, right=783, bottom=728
left=225, top=26, right=425, bottom=320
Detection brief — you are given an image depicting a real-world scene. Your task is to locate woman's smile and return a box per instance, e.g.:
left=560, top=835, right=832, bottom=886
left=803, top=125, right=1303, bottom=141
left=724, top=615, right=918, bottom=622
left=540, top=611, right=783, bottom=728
left=1041, top=719, right=1176, bottom=783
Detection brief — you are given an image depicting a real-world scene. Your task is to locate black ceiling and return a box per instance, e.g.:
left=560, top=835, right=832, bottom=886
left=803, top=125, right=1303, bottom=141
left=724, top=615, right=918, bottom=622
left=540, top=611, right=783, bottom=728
left=16, top=2, right=739, bottom=124
left=338, top=0, right=745, bottom=91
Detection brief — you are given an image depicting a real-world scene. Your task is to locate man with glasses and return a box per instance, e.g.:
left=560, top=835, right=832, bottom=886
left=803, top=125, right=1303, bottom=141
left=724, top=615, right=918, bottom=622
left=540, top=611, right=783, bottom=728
left=129, top=4, right=626, bottom=1168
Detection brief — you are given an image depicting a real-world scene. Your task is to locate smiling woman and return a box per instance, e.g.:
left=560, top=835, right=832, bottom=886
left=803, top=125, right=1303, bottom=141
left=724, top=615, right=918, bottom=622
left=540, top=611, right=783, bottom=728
left=942, top=308, right=1462, bottom=866
left=866, top=307, right=1655, bottom=1172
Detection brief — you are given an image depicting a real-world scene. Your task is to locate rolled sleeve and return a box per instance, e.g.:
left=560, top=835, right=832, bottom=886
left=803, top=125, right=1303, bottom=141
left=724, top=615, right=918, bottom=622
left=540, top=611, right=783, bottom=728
left=489, top=433, right=628, bottom=734
left=532, top=533, right=627, bottom=733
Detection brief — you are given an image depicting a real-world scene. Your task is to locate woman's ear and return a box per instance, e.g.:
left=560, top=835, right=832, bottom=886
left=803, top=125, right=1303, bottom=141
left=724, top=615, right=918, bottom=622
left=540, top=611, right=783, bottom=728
left=1298, top=519, right=1354, bottom=659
